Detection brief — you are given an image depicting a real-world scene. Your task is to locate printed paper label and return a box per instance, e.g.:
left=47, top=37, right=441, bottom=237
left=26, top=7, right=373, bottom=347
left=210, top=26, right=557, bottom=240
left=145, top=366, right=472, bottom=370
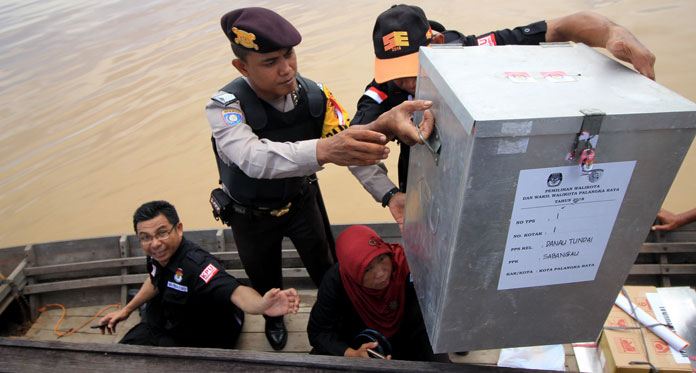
left=497, top=161, right=636, bottom=290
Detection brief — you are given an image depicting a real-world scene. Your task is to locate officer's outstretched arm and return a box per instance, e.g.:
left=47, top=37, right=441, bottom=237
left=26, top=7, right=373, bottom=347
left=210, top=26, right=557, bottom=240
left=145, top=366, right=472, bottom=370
left=316, top=128, right=389, bottom=167
left=546, top=11, right=655, bottom=79
left=652, top=208, right=696, bottom=231
left=231, top=286, right=300, bottom=316
left=315, top=100, right=434, bottom=167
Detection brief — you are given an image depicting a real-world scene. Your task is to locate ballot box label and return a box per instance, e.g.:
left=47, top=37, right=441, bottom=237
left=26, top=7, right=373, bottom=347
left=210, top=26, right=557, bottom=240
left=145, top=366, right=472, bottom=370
left=497, top=161, right=636, bottom=290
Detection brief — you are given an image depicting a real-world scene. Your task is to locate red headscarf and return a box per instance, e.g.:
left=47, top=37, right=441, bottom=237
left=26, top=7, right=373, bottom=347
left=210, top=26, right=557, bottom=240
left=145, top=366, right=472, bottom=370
left=336, top=225, right=410, bottom=338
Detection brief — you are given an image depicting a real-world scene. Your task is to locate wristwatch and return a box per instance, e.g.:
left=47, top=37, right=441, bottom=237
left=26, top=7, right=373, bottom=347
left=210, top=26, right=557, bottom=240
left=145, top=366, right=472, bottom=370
left=381, top=187, right=401, bottom=208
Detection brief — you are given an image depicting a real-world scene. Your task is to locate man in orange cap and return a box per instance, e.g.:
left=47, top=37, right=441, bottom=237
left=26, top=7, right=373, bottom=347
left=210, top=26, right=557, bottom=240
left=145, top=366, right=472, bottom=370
left=351, top=5, right=656, bottom=227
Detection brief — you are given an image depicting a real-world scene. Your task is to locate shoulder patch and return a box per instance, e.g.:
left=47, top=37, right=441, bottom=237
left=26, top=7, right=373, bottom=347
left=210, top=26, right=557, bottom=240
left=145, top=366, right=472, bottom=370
left=222, top=108, right=243, bottom=126
left=199, top=263, right=219, bottom=284
left=364, top=86, right=388, bottom=104
left=477, top=34, right=497, bottom=46
left=212, top=92, right=238, bottom=106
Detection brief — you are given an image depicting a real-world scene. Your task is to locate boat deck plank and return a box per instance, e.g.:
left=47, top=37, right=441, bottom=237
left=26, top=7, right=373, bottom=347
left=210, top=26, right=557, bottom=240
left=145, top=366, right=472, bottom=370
left=27, top=304, right=140, bottom=343
left=20, top=289, right=583, bottom=370
left=1, top=337, right=546, bottom=373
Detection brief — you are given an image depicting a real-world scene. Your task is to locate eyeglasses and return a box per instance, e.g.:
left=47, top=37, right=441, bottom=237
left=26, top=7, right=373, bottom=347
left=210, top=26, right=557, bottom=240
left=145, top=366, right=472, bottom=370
left=139, top=225, right=176, bottom=246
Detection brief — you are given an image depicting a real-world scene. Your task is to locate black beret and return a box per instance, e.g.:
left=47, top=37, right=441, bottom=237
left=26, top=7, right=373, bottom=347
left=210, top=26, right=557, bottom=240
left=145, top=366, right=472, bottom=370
left=221, top=7, right=301, bottom=53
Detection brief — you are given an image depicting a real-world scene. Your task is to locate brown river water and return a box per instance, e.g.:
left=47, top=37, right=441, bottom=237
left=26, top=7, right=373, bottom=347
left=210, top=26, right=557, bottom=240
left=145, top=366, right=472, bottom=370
left=1, top=0, right=695, bottom=247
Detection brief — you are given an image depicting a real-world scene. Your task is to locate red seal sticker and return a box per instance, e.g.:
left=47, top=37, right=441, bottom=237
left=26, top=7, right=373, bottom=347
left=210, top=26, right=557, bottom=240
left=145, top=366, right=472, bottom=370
left=199, top=263, right=219, bottom=283
left=540, top=71, right=576, bottom=82
left=504, top=72, right=535, bottom=83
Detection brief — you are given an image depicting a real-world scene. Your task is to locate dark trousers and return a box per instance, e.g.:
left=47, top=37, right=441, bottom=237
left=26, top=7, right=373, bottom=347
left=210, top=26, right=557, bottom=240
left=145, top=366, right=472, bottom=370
left=229, top=182, right=333, bottom=296
left=120, top=322, right=242, bottom=349
left=120, top=297, right=243, bottom=348
left=120, top=322, right=178, bottom=347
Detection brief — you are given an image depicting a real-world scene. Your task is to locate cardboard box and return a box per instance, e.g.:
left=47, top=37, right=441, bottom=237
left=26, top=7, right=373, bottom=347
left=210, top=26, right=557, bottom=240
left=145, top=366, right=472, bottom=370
left=598, top=286, right=692, bottom=373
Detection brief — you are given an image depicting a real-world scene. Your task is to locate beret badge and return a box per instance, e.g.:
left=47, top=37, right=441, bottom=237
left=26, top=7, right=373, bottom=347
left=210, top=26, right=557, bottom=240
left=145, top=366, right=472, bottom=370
left=232, top=27, right=259, bottom=50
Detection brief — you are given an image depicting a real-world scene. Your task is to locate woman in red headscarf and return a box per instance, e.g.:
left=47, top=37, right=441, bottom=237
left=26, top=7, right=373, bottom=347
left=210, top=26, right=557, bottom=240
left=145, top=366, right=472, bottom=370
left=307, top=225, right=449, bottom=362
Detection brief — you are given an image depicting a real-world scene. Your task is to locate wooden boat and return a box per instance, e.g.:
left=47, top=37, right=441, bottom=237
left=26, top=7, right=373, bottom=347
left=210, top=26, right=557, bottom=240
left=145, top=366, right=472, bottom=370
left=1, top=222, right=694, bottom=372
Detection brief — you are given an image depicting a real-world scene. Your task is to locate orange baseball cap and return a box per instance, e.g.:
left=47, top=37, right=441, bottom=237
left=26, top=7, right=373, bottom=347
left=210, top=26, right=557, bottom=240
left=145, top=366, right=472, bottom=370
left=373, top=5, right=432, bottom=84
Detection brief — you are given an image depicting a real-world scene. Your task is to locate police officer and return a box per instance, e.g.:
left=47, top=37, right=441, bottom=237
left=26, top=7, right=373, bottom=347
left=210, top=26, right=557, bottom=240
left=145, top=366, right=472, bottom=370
left=206, top=7, right=435, bottom=350
left=351, top=5, right=657, bottom=228
left=98, top=200, right=299, bottom=349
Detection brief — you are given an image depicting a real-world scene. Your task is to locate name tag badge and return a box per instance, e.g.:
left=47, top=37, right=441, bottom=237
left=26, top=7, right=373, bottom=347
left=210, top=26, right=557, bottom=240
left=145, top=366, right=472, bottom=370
left=167, top=281, right=188, bottom=292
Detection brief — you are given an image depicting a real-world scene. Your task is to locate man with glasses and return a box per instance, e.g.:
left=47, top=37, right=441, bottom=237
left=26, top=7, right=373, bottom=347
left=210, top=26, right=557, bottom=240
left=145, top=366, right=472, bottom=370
left=98, top=200, right=300, bottom=349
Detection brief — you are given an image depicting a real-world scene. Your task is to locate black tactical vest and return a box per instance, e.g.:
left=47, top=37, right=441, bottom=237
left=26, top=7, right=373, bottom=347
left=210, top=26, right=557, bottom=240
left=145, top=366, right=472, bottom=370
left=212, top=74, right=326, bottom=208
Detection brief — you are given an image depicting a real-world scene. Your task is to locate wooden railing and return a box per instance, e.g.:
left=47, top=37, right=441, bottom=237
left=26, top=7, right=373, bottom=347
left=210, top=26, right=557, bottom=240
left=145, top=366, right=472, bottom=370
left=629, top=221, right=696, bottom=287
left=1, top=221, right=693, bottom=322
left=0, top=224, right=401, bottom=321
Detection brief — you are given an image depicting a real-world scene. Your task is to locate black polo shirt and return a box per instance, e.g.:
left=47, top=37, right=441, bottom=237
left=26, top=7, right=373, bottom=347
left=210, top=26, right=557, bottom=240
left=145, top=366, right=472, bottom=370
left=146, top=236, right=243, bottom=348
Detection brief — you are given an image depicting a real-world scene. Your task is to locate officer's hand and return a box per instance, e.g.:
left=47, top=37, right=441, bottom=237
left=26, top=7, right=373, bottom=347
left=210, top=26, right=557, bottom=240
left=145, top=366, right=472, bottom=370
left=262, top=288, right=300, bottom=317
left=652, top=208, right=681, bottom=231
left=317, top=129, right=389, bottom=166
left=98, top=309, right=130, bottom=335
left=377, top=100, right=435, bottom=146
left=387, top=192, right=406, bottom=232
left=606, top=28, right=655, bottom=80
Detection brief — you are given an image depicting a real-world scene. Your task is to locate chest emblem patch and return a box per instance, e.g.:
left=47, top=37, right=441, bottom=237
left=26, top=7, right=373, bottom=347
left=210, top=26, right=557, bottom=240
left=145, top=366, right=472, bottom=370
left=174, top=268, right=183, bottom=283
left=199, top=263, right=219, bottom=284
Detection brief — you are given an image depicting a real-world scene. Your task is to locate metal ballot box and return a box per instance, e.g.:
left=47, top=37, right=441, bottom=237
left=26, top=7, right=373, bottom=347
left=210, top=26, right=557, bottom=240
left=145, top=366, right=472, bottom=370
left=403, top=43, right=696, bottom=353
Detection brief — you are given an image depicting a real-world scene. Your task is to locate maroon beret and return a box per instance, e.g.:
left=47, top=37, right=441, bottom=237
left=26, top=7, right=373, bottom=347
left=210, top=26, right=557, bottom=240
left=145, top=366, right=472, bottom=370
left=221, top=7, right=301, bottom=53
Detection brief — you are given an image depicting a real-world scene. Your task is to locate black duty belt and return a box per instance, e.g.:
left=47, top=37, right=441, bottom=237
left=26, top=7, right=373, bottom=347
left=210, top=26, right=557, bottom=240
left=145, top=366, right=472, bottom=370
left=229, top=174, right=317, bottom=218
left=231, top=201, right=292, bottom=217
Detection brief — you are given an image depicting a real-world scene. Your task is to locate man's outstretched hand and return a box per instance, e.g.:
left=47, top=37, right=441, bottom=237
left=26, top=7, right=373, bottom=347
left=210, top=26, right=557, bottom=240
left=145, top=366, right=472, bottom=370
left=317, top=128, right=389, bottom=166
left=316, top=99, right=435, bottom=167
left=605, top=28, right=656, bottom=80
left=374, top=100, right=435, bottom=145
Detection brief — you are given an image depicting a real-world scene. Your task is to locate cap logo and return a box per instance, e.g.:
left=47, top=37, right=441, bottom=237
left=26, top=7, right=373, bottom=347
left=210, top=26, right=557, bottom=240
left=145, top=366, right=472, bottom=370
left=383, top=31, right=409, bottom=52
left=232, top=27, right=259, bottom=50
